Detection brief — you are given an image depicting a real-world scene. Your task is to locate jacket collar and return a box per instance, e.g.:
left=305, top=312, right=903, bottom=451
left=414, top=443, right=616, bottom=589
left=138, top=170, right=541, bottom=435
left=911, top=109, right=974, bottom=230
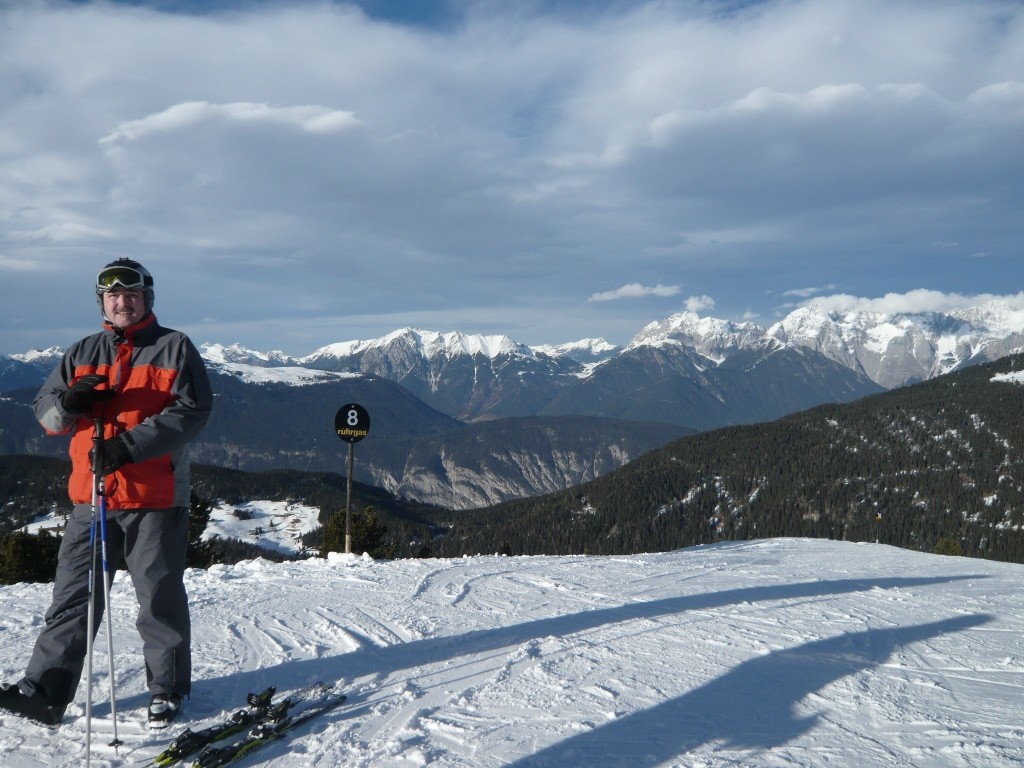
left=103, top=312, right=158, bottom=342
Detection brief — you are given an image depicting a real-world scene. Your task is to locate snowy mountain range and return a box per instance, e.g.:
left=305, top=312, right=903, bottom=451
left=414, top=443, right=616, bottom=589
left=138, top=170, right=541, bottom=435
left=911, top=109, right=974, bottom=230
left=187, top=300, right=1022, bottom=427
left=1, top=301, right=1020, bottom=509
left=198, top=297, right=1024, bottom=392
left=8, top=299, right=1022, bottom=397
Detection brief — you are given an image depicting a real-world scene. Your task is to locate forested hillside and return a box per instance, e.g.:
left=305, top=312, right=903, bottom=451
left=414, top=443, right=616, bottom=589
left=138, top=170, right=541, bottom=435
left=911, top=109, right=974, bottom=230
left=426, top=355, right=1024, bottom=562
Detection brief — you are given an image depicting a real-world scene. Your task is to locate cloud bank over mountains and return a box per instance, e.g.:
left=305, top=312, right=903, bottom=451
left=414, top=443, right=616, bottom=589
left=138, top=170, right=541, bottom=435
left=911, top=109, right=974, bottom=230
left=1, top=0, right=1021, bottom=355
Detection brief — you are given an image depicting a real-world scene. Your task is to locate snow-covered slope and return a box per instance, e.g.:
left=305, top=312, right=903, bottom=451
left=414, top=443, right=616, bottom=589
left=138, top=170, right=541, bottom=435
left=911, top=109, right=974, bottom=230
left=202, top=500, right=322, bottom=556
left=201, top=343, right=295, bottom=367
left=205, top=360, right=359, bottom=386
left=531, top=338, right=620, bottom=364
left=1, top=538, right=1020, bottom=767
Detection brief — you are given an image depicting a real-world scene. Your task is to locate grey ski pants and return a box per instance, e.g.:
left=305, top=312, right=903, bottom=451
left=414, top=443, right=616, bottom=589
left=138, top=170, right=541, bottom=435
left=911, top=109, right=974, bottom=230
left=20, top=504, right=191, bottom=706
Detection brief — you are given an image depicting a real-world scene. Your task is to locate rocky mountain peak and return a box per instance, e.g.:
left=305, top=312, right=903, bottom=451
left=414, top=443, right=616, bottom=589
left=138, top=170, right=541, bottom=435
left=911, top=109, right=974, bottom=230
left=625, top=311, right=766, bottom=362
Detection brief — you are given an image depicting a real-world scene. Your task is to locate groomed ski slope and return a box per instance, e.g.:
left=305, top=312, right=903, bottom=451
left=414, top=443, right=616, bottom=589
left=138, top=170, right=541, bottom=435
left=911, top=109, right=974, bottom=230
left=1, top=538, right=1022, bottom=768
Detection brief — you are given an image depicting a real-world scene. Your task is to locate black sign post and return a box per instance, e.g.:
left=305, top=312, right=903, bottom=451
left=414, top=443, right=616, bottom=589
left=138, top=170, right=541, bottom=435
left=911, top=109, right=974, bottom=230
left=335, top=403, right=370, bottom=554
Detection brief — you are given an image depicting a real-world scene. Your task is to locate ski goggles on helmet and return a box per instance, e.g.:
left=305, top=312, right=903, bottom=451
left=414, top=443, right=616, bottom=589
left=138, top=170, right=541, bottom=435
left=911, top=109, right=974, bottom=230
left=96, top=265, right=150, bottom=292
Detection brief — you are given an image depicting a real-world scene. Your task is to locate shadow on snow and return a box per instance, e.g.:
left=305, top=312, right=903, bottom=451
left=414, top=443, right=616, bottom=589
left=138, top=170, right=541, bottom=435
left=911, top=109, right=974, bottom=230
left=195, top=573, right=990, bottom=765
left=501, top=612, right=988, bottom=767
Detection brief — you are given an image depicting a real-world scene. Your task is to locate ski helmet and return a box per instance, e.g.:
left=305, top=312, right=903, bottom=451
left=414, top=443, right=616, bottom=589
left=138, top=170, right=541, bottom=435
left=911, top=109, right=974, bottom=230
left=96, top=258, right=155, bottom=316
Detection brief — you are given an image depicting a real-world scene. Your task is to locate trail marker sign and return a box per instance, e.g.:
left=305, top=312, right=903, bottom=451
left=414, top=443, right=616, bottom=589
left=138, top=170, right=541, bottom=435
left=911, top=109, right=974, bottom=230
left=335, top=403, right=370, bottom=443
left=334, top=403, right=370, bottom=553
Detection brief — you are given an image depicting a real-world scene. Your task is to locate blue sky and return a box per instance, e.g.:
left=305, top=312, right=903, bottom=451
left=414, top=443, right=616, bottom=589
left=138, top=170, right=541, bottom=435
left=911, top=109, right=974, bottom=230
left=2, top=0, right=1022, bottom=356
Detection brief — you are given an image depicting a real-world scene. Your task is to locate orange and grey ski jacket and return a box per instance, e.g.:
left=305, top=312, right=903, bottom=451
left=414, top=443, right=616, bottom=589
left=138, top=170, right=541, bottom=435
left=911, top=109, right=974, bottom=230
left=33, top=313, right=213, bottom=510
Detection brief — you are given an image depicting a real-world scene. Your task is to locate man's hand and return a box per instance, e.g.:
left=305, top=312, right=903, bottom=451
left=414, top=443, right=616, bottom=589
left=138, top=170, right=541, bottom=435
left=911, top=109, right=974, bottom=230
left=61, top=374, right=115, bottom=414
left=90, top=434, right=134, bottom=476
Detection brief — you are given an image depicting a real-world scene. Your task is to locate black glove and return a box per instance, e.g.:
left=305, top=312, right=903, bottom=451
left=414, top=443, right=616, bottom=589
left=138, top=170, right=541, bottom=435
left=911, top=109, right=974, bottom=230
left=90, top=434, right=134, bottom=476
left=61, top=374, right=115, bottom=414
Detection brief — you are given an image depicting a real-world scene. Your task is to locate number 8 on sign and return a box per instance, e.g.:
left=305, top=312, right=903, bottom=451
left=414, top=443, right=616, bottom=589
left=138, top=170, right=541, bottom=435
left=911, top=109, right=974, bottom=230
left=335, top=403, right=370, bottom=443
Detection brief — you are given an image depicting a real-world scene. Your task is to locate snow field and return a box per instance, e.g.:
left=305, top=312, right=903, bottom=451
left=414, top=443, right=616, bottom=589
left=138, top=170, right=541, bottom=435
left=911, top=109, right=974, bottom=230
left=202, top=500, right=323, bottom=557
left=1, top=538, right=1023, bottom=767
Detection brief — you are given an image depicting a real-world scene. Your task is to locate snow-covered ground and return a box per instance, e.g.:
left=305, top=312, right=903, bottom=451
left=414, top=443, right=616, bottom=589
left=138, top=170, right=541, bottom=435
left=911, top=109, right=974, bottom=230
left=1, top=538, right=1022, bottom=767
left=22, top=500, right=322, bottom=557
left=203, top=500, right=322, bottom=557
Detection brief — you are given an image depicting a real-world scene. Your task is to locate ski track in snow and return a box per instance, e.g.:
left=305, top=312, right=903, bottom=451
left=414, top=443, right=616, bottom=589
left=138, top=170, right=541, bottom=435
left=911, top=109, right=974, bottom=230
left=1, top=538, right=1023, bottom=767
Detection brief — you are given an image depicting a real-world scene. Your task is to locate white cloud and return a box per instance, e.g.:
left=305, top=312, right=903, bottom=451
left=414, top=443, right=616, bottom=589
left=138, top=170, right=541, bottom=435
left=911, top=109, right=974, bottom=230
left=783, top=284, right=839, bottom=299
left=0, top=0, right=1022, bottom=354
left=12, top=222, right=116, bottom=243
left=684, top=295, right=716, bottom=313
left=0, top=255, right=59, bottom=272
left=589, top=283, right=682, bottom=302
left=99, top=102, right=359, bottom=145
left=804, top=289, right=1024, bottom=315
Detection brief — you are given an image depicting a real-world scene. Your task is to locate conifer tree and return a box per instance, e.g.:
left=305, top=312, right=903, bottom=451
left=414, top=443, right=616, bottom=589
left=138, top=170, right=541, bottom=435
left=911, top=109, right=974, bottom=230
left=319, top=509, right=347, bottom=557
left=0, top=530, right=60, bottom=584
left=187, top=492, right=215, bottom=568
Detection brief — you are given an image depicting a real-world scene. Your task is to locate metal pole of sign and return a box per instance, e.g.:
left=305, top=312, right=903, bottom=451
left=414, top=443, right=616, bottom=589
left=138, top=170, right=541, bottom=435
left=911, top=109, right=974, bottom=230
left=335, top=403, right=370, bottom=557
left=345, top=442, right=354, bottom=554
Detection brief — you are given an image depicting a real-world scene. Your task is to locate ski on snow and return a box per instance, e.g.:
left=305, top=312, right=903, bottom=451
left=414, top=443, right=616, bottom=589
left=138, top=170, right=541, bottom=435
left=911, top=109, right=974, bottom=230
left=142, top=682, right=333, bottom=767
left=189, top=686, right=349, bottom=768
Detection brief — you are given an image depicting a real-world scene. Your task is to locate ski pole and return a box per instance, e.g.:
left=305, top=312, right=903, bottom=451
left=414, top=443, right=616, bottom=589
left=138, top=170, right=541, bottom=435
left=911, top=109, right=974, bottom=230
left=85, top=424, right=99, bottom=767
left=96, top=418, right=122, bottom=750
left=86, top=416, right=123, bottom=768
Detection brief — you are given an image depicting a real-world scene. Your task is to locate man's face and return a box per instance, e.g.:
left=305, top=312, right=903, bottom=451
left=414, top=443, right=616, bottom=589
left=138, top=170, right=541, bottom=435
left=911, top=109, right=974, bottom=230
left=102, top=288, right=145, bottom=329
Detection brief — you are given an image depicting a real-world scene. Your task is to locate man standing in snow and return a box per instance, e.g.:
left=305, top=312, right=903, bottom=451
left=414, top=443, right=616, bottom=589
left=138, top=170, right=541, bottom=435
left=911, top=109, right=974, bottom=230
left=0, top=258, right=212, bottom=728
